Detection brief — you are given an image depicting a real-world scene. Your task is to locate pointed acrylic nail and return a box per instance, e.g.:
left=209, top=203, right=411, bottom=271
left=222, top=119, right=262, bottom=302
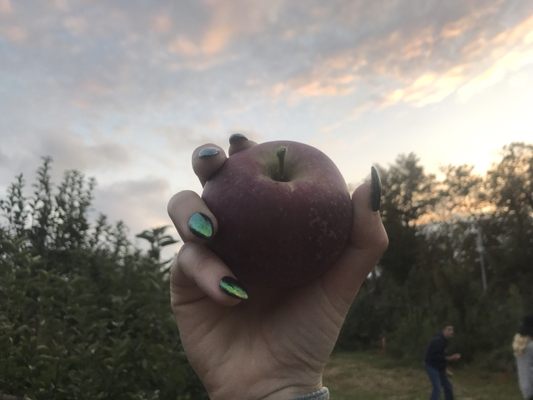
left=219, top=276, right=249, bottom=300
left=187, top=212, right=213, bottom=239
left=229, top=133, right=248, bottom=145
left=198, top=147, right=220, bottom=159
left=370, top=165, right=382, bottom=212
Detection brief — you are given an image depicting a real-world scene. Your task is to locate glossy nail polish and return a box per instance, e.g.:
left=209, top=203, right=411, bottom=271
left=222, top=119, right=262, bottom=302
left=229, top=133, right=248, bottom=145
left=187, top=212, right=213, bottom=239
left=371, top=165, right=382, bottom=212
left=198, top=147, right=220, bottom=159
left=219, top=276, right=249, bottom=300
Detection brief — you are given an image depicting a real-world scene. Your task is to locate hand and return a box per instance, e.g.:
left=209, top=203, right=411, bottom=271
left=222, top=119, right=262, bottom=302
left=449, top=353, right=461, bottom=361
left=167, top=136, right=389, bottom=400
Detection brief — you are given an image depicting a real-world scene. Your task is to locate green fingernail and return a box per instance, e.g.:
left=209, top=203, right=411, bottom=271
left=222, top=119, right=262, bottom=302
left=371, top=165, right=382, bottom=212
left=219, top=276, right=249, bottom=300
left=198, top=147, right=220, bottom=158
left=188, top=212, right=213, bottom=239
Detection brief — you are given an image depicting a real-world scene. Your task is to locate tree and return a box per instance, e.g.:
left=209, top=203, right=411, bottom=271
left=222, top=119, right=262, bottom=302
left=378, top=153, right=438, bottom=283
left=0, top=158, right=205, bottom=399
left=136, top=225, right=179, bottom=264
left=339, top=143, right=532, bottom=368
left=484, top=142, right=533, bottom=303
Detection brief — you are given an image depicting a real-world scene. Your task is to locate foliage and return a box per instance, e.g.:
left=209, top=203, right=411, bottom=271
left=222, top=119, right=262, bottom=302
left=136, top=226, right=179, bottom=266
left=338, top=142, right=533, bottom=370
left=0, top=160, right=204, bottom=399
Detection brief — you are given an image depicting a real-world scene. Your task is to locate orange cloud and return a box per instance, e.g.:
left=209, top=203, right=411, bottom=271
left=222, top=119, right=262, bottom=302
left=381, top=67, right=466, bottom=107
left=0, top=0, right=12, bottom=14
left=201, top=24, right=233, bottom=55
left=378, top=13, right=533, bottom=108
left=401, top=27, right=434, bottom=60
left=151, top=14, right=173, bottom=34
left=166, top=0, right=281, bottom=60
left=166, top=22, right=234, bottom=58
left=1, top=25, right=27, bottom=42
left=269, top=72, right=358, bottom=104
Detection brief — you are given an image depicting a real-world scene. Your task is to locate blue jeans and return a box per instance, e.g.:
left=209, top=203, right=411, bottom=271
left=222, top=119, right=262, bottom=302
left=425, top=364, right=454, bottom=400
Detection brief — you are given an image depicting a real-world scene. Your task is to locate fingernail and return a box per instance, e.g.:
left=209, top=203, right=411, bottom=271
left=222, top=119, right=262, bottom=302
left=198, top=147, right=220, bottom=159
left=219, top=276, right=249, bottom=300
left=187, top=212, right=213, bottom=239
left=370, top=165, right=382, bottom=212
left=229, top=133, right=248, bottom=145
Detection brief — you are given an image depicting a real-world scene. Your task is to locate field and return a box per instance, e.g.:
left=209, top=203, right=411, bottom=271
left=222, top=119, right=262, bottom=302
left=324, top=351, right=522, bottom=400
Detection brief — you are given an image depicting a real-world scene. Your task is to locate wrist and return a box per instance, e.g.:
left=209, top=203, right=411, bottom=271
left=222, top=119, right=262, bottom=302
left=292, top=387, right=329, bottom=399
left=208, top=378, right=325, bottom=400
left=260, top=385, right=328, bottom=400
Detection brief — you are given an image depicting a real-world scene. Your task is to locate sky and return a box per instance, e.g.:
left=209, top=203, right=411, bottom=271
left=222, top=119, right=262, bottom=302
left=1, top=0, right=532, bottom=243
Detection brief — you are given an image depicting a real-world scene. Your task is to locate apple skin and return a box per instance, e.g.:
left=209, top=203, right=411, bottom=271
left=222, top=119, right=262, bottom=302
left=202, top=140, right=353, bottom=288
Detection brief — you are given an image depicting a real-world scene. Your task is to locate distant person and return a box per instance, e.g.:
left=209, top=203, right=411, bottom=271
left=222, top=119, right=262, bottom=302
left=424, top=324, right=461, bottom=400
left=513, top=314, right=533, bottom=400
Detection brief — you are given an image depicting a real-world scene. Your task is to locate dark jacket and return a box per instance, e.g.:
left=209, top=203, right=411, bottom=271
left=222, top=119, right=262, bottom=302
left=425, top=333, right=448, bottom=371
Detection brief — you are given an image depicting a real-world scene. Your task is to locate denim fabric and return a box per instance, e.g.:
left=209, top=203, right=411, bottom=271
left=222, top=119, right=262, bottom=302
left=426, top=364, right=454, bottom=400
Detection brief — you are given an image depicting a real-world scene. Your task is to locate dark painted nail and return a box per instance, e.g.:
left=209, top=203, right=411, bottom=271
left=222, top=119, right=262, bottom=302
left=187, top=212, right=213, bottom=239
left=229, top=133, right=248, bottom=145
left=371, top=166, right=382, bottom=212
left=219, top=276, right=249, bottom=300
left=198, top=147, right=220, bottom=159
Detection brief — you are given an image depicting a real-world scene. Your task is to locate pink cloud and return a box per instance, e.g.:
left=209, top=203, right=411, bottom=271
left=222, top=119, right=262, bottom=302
left=1, top=25, right=27, bottom=42
left=0, top=0, right=12, bottom=15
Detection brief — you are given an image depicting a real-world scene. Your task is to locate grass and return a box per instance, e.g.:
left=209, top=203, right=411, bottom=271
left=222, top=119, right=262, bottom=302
left=323, top=351, right=522, bottom=400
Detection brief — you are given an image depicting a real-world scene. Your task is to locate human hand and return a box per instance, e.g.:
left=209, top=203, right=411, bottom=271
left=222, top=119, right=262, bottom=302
left=446, top=353, right=461, bottom=362
left=449, top=353, right=461, bottom=361
left=167, top=135, right=388, bottom=400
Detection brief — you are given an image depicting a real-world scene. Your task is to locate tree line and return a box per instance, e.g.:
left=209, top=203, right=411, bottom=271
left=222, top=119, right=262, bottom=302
left=338, top=142, right=533, bottom=371
left=0, top=142, right=531, bottom=398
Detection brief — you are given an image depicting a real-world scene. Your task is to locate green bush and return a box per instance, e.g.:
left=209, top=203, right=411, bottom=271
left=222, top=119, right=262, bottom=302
left=0, top=159, right=206, bottom=399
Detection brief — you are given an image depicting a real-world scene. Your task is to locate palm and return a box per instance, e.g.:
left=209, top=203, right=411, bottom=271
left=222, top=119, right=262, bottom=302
left=174, top=276, right=346, bottom=395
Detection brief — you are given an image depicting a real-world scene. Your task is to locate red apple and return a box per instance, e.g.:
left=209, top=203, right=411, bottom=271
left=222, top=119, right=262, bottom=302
left=202, top=140, right=353, bottom=288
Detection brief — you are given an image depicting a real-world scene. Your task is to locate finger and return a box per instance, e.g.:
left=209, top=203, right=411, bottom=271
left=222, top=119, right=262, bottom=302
left=228, top=133, right=257, bottom=156
left=349, top=166, right=387, bottom=251
left=192, top=143, right=227, bottom=186
left=321, top=167, right=388, bottom=309
left=170, top=243, right=248, bottom=311
left=167, top=190, right=217, bottom=243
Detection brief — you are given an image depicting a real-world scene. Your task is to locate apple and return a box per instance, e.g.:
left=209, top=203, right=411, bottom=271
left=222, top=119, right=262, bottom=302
left=202, top=140, right=353, bottom=288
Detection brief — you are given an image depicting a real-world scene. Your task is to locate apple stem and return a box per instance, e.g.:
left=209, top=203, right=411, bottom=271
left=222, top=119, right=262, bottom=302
left=276, top=146, right=287, bottom=181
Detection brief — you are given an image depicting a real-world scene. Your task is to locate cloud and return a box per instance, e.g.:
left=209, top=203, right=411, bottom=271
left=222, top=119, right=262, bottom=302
left=34, top=131, right=132, bottom=176
left=0, top=25, right=28, bottom=42
left=457, top=14, right=533, bottom=102
left=93, top=177, right=171, bottom=235
left=248, top=0, right=532, bottom=112
left=158, top=125, right=223, bottom=152
left=0, top=0, right=12, bottom=15
left=63, top=16, right=88, bottom=36
left=1, top=0, right=532, bottom=235
left=0, top=150, right=8, bottom=167
left=5, top=0, right=529, bottom=125
left=151, top=14, right=173, bottom=34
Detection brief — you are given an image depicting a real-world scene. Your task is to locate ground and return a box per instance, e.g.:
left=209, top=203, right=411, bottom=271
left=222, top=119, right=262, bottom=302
left=323, top=351, right=522, bottom=400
